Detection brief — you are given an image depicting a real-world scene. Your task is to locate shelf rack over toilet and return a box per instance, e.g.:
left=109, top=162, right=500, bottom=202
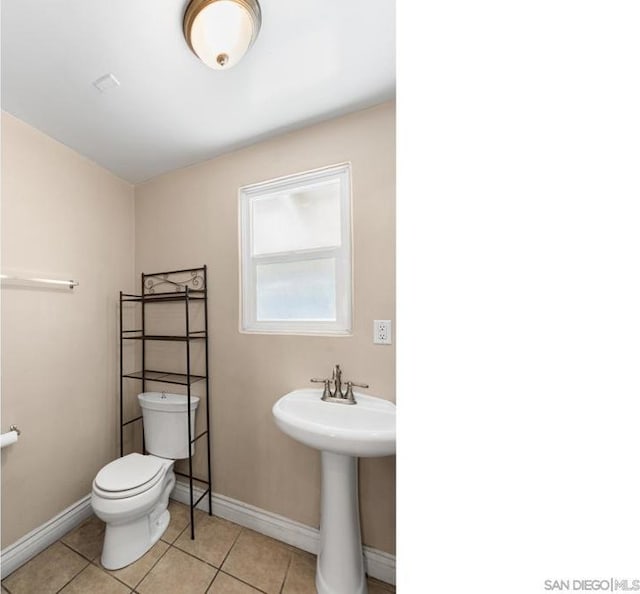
left=118, top=265, right=212, bottom=540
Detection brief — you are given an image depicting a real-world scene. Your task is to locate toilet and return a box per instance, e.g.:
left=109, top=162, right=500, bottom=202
left=91, top=392, right=199, bottom=570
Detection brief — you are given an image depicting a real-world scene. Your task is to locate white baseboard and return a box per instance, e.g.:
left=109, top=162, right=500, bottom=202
left=171, top=481, right=396, bottom=586
left=0, top=484, right=396, bottom=586
left=0, top=494, right=93, bottom=579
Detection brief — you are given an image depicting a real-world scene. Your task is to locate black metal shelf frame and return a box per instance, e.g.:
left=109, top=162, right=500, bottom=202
left=122, top=334, right=207, bottom=342
left=119, top=265, right=212, bottom=540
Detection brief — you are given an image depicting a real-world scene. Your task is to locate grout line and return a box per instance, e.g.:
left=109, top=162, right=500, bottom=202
left=104, top=566, right=140, bottom=593
left=217, top=525, right=245, bottom=570
left=31, top=504, right=325, bottom=594
left=53, top=550, right=91, bottom=593
left=216, top=570, right=270, bottom=594
left=57, top=542, right=132, bottom=592
left=90, top=558, right=142, bottom=591
left=58, top=538, right=98, bottom=564
left=58, top=541, right=94, bottom=561
left=203, top=568, right=219, bottom=593
left=160, top=504, right=191, bottom=545
left=160, top=522, right=188, bottom=545
left=167, top=544, right=219, bottom=570
left=167, top=520, right=243, bottom=572
left=199, top=526, right=272, bottom=593
left=217, top=526, right=292, bottom=594
left=278, top=553, right=294, bottom=594
left=131, top=540, right=173, bottom=590
left=164, top=527, right=275, bottom=594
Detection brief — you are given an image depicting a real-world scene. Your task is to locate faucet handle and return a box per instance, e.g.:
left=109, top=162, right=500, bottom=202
left=343, top=381, right=369, bottom=402
left=310, top=378, right=333, bottom=400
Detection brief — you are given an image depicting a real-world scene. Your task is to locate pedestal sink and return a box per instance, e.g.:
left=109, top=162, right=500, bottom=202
left=272, top=388, right=396, bottom=594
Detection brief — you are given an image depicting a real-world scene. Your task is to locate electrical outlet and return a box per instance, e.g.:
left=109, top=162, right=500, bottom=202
left=373, top=320, right=392, bottom=344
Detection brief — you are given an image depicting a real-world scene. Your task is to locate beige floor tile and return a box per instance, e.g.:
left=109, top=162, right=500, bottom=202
left=160, top=500, right=192, bottom=543
left=174, top=510, right=241, bottom=567
left=281, top=550, right=317, bottom=594
left=137, top=547, right=217, bottom=594
left=59, top=564, right=130, bottom=593
left=207, top=571, right=263, bottom=593
left=101, top=540, right=169, bottom=589
left=221, top=529, right=291, bottom=594
left=367, top=576, right=396, bottom=593
left=62, top=515, right=106, bottom=561
left=2, top=542, right=89, bottom=594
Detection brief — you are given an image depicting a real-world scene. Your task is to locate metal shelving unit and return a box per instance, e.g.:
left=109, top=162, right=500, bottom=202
left=119, top=265, right=212, bottom=539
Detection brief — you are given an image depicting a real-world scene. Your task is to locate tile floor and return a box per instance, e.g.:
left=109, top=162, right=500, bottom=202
left=2, top=501, right=396, bottom=594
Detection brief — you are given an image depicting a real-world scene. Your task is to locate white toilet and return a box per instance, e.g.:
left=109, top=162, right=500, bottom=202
left=91, top=392, right=199, bottom=570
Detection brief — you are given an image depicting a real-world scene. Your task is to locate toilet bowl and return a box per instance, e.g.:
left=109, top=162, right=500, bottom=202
left=91, top=392, right=199, bottom=570
left=91, top=453, right=175, bottom=569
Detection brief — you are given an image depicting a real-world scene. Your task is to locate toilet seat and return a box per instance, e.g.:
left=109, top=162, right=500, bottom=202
left=94, top=453, right=167, bottom=500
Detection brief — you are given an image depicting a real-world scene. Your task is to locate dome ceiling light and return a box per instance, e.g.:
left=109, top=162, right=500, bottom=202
left=183, top=0, right=262, bottom=70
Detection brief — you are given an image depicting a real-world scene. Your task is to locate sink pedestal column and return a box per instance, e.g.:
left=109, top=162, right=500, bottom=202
left=316, top=451, right=367, bottom=594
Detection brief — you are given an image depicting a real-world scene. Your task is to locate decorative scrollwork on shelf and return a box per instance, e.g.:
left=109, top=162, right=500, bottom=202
left=143, top=269, right=206, bottom=294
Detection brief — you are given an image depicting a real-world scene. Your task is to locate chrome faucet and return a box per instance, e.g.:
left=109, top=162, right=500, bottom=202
left=310, top=364, right=369, bottom=405
left=332, top=364, right=343, bottom=398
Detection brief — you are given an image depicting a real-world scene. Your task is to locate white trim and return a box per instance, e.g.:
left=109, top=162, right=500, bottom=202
left=0, top=494, right=93, bottom=579
left=170, top=481, right=396, bottom=586
left=0, top=486, right=395, bottom=586
left=362, top=546, right=397, bottom=586
left=238, top=162, right=353, bottom=336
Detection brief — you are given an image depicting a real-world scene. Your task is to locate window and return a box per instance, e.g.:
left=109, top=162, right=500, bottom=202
left=239, top=163, right=352, bottom=335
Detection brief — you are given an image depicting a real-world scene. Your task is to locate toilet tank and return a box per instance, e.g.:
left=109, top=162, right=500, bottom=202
left=138, top=392, right=200, bottom=459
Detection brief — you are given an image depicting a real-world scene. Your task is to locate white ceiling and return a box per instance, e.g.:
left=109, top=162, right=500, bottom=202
left=1, top=0, right=395, bottom=183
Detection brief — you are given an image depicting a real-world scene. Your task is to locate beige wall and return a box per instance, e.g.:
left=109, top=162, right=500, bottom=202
left=0, top=102, right=395, bottom=554
left=0, top=113, right=135, bottom=547
left=135, top=102, right=396, bottom=554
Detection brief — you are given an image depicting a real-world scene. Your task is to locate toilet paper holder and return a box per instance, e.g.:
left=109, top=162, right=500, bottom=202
left=1, top=424, right=21, bottom=449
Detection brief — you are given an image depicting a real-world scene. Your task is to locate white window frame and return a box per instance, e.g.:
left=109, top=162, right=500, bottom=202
left=239, top=163, right=353, bottom=335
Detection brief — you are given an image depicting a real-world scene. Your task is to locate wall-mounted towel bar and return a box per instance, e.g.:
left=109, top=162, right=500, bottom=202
left=1, top=425, right=21, bottom=449
left=0, top=274, right=79, bottom=289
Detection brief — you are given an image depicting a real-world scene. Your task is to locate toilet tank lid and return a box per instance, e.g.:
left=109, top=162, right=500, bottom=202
left=95, top=453, right=165, bottom=492
left=138, top=392, right=199, bottom=412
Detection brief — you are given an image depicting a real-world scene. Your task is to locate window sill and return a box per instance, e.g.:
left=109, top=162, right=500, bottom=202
left=239, top=327, right=353, bottom=337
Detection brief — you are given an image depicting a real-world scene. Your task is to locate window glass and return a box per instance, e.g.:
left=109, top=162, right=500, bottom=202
left=256, top=258, right=336, bottom=321
left=251, top=180, right=342, bottom=256
left=239, top=163, right=351, bottom=335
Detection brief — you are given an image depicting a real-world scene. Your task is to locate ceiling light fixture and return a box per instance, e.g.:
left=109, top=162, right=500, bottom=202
left=183, top=0, right=262, bottom=70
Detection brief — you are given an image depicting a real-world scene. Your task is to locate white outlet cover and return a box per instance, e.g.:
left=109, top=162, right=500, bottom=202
left=374, top=320, right=392, bottom=345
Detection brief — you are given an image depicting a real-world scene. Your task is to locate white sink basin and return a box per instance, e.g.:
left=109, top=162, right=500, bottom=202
left=273, top=387, right=396, bottom=594
left=272, top=388, right=396, bottom=457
